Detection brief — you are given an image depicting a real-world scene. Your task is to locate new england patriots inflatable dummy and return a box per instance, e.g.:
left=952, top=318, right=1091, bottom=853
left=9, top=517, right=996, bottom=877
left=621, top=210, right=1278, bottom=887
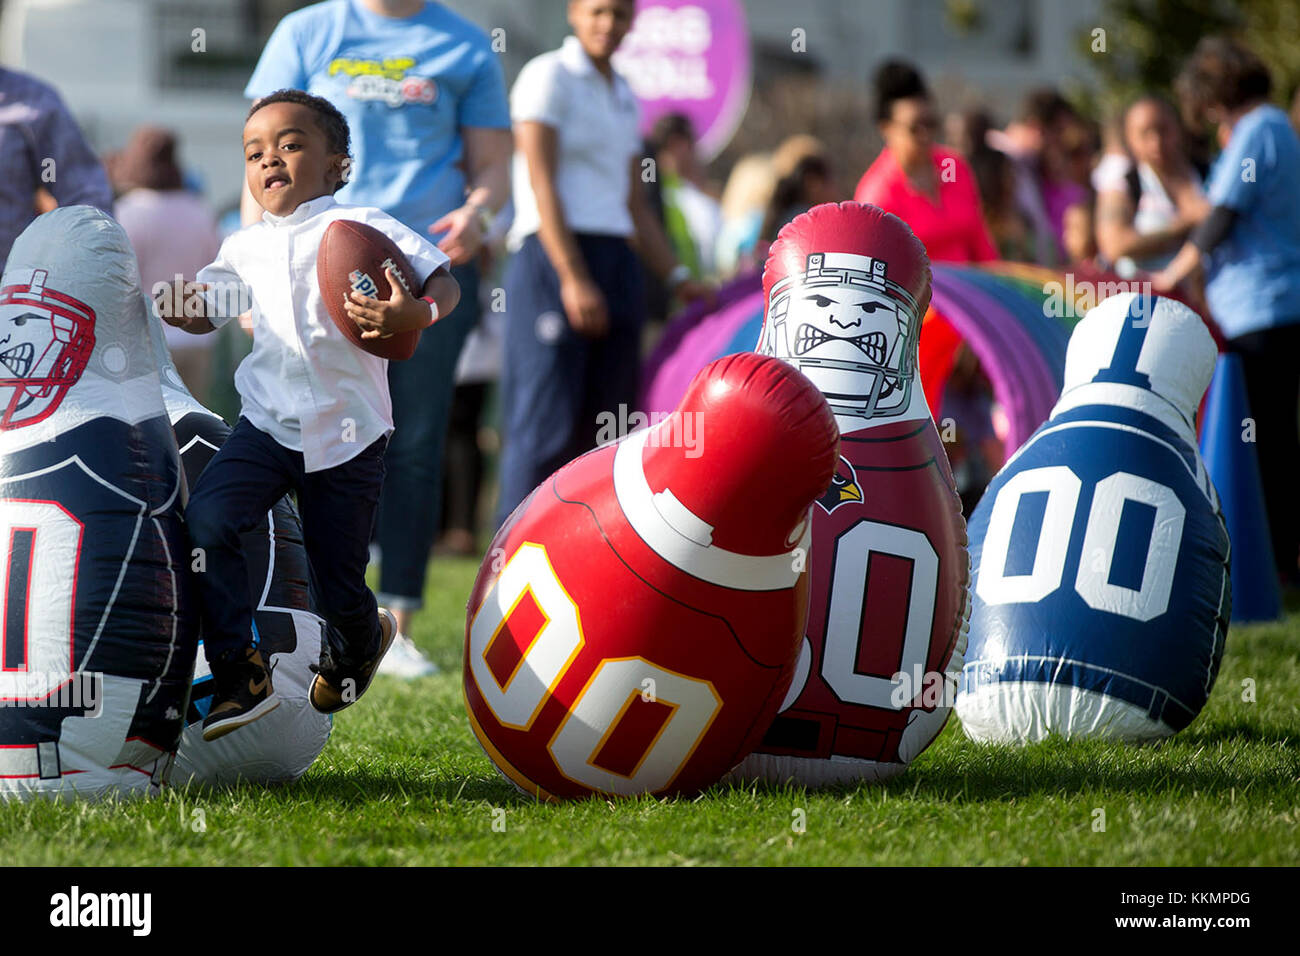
left=734, top=202, right=970, bottom=786
left=465, top=352, right=839, bottom=799
left=146, top=319, right=332, bottom=785
left=957, top=293, right=1230, bottom=742
left=0, top=206, right=196, bottom=799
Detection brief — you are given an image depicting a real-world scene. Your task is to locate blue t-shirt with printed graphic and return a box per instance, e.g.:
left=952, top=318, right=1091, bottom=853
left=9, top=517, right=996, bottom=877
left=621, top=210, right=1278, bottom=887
left=1203, top=104, right=1300, bottom=337
left=246, top=0, right=509, bottom=237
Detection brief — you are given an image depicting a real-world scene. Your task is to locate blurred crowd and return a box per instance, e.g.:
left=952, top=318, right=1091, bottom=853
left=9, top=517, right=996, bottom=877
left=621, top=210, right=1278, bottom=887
left=3, top=1, right=1298, bottom=602
left=640, top=37, right=1300, bottom=587
left=651, top=46, right=1300, bottom=293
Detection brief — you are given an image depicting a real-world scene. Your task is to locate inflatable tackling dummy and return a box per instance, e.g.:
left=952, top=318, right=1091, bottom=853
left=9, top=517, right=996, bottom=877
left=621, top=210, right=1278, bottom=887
left=732, top=202, right=971, bottom=787
left=0, top=207, right=196, bottom=799
left=957, top=293, right=1231, bottom=742
left=465, top=352, right=838, bottom=799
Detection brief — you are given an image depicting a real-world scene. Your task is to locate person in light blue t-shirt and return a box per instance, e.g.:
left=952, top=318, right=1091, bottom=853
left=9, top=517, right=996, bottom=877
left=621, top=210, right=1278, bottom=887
left=243, top=0, right=512, bottom=668
left=1156, top=37, right=1300, bottom=586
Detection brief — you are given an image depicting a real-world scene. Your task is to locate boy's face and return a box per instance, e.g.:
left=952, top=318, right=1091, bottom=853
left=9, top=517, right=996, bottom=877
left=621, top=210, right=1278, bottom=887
left=244, top=102, right=346, bottom=216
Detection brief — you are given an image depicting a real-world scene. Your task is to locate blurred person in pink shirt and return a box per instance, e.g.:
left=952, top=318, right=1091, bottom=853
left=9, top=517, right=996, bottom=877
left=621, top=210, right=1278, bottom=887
left=111, top=126, right=221, bottom=402
left=855, top=60, right=997, bottom=264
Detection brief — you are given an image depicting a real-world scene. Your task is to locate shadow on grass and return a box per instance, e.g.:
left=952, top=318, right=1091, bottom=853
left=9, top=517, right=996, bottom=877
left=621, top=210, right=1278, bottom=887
left=168, top=718, right=1300, bottom=810
left=712, top=735, right=1300, bottom=805
left=1185, top=721, right=1299, bottom=748
left=900, top=752, right=1298, bottom=803
left=171, top=764, right=538, bottom=808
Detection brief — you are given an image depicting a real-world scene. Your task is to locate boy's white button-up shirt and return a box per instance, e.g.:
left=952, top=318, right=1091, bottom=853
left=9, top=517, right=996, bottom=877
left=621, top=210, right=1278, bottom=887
left=197, top=195, right=448, bottom=472
left=506, top=35, right=641, bottom=249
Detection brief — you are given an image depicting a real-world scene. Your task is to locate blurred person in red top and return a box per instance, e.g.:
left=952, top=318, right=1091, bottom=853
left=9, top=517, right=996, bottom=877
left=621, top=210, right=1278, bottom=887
left=856, top=61, right=1002, bottom=510
left=855, top=60, right=997, bottom=264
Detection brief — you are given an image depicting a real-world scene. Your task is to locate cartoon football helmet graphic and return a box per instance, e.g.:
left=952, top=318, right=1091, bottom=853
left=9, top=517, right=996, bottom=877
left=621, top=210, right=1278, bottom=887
left=758, top=203, right=932, bottom=429
left=0, top=269, right=96, bottom=430
left=760, top=251, right=921, bottom=423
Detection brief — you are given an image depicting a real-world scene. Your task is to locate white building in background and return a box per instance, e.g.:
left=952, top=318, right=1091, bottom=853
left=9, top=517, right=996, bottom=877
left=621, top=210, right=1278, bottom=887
left=0, top=0, right=1103, bottom=213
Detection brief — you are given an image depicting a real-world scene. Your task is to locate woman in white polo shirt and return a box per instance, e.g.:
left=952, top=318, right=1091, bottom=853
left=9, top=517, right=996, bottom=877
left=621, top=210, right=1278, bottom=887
left=497, top=0, right=707, bottom=521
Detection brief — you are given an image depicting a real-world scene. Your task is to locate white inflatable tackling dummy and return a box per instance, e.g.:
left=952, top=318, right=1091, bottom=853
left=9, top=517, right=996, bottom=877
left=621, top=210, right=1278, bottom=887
left=0, top=206, right=197, bottom=799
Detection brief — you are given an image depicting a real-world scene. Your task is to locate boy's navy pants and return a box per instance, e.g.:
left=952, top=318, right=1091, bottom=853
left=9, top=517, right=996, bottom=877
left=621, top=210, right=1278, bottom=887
left=186, top=416, right=386, bottom=665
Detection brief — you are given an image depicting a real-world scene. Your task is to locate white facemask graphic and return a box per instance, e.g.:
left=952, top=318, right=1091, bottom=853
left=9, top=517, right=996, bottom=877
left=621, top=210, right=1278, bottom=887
left=760, top=252, right=921, bottom=427
left=0, top=270, right=97, bottom=431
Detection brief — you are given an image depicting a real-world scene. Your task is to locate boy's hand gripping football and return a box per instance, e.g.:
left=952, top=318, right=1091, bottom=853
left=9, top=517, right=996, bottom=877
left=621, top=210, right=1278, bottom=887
left=344, top=266, right=434, bottom=340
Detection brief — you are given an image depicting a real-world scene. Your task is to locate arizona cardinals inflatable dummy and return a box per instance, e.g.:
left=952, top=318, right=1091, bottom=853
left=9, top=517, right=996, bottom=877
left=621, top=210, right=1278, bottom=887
left=464, top=352, right=839, bottom=799
left=734, top=202, right=970, bottom=786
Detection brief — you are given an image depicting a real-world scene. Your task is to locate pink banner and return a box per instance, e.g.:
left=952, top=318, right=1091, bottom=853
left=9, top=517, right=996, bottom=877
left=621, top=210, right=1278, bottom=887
left=613, top=0, right=752, bottom=161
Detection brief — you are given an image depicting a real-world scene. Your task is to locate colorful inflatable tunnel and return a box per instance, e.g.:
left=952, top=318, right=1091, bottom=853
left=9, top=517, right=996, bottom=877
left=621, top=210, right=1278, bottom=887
left=641, top=264, right=1215, bottom=456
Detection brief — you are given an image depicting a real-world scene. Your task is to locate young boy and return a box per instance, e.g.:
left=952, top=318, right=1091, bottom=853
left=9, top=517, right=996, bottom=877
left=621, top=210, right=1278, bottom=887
left=162, top=90, right=460, bottom=740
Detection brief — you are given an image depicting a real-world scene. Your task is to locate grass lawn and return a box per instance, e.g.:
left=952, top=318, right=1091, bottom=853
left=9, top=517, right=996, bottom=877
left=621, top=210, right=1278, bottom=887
left=2, top=557, right=1297, bottom=866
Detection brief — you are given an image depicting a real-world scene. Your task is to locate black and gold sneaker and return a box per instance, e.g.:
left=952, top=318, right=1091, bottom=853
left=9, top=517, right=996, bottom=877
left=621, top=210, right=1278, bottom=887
left=309, top=607, right=397, bottom=714
left=201, top=646, right=279, bottom=741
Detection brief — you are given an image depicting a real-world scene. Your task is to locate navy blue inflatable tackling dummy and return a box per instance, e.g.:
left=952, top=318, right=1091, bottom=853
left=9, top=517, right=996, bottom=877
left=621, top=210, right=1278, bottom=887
left=957, top=293, right=1230, bottom=742
left=0, top=207, right=197, bottom=798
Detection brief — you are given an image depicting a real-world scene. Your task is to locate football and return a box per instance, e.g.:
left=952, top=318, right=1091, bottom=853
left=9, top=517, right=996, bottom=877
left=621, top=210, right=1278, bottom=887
left=316, top=218, right=423, bottom=361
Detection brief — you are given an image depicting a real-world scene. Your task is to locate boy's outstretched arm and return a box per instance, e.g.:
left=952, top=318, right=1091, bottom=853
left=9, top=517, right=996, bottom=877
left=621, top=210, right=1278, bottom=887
left=347, top=265, right=460, bottom=340
left=154, top=279, right=216, bottom=334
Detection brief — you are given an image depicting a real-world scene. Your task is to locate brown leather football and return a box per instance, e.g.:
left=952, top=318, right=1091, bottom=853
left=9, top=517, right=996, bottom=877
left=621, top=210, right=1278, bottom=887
left=317, top=218, right=423, bottom=361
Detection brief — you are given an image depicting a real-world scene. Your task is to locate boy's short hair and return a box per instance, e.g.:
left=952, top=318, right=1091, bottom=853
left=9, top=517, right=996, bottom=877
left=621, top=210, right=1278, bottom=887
left=248, top=90, right=353, bottom=193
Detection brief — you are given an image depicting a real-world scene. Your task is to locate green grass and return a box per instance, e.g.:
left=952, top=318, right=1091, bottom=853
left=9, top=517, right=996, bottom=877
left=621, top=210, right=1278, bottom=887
left=2, top=558, right=1297, bottom=866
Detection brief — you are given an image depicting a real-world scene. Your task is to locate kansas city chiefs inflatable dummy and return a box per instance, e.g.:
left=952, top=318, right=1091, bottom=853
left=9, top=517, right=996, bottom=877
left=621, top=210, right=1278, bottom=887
left=147, top=319, right=332, bottom=785
left=464, top=352, right=839, bottom=799
left=733, top=201, right=970, bottom=786
left=0, top=207, right=196, bottom=800
left=957, top=293, right=1230, bottom=742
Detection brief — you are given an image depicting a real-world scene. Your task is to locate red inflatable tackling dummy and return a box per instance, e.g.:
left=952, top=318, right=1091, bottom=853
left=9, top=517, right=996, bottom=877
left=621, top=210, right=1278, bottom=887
left=735, top=202, right=971, bottom=785
left=464, top=352, right=838, bottom=799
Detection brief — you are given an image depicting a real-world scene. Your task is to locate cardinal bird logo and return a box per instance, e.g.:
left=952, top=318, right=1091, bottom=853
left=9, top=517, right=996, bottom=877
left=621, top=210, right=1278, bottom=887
left=817, top=455, right=862, bottom=513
